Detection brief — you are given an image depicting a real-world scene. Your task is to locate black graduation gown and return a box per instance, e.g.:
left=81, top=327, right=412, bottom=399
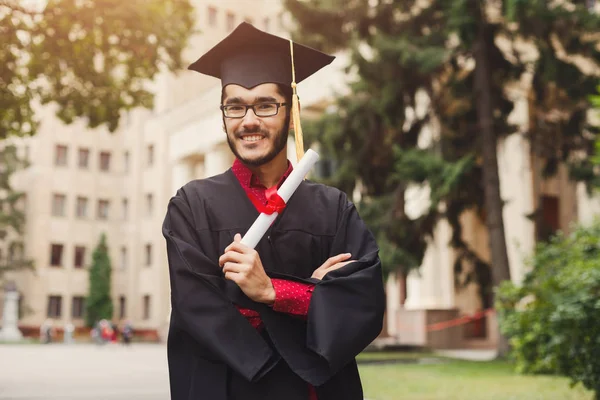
left=162, top=169, right=385, bottom=400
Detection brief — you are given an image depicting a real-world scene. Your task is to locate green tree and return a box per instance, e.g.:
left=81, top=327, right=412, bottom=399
left=85, top=233, right=113, bottom=327
left=1, top=0, right=195, bottom=139
left=496, top=222, right=600, bottom=399
left=289, top=1, right=476, bottom=302
left=0, top=144, right=33, bottom=281
left=285, top=0, right=600, bottom=333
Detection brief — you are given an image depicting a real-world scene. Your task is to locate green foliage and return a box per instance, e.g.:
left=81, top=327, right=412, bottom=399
left=288, top=1, right=600, bottom=303
left=0, top=144, right=34, bottom=280
left=1, top=0, right=195, bottom=139
left=496, top=222, right=600, bottom=398
left=288, top=0, right=477, bottom=278
left=85, top=233, right=113, bottom=327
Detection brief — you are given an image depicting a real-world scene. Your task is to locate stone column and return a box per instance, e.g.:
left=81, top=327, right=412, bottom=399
left=0, top=282, right=23, bottom=342
left=204, top=144, right=232, bottom=178
left=171, top=160, right=192, bottom=196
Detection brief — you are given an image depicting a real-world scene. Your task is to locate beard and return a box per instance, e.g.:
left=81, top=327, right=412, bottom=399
left=226, top=116, right=290, bottom=167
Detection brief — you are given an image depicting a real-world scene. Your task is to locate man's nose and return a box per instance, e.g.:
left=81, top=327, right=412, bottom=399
left=241, top=107, right=260, bottom=128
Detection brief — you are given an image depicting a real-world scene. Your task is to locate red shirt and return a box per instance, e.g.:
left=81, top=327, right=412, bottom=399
left=231, top=159, right=318, bottom=400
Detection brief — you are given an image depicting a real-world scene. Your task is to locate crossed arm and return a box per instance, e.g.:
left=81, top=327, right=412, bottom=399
left=219, top=233, right=354, bottom=309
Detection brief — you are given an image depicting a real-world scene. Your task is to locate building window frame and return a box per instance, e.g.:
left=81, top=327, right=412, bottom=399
left=76, top=196, right=88, bottom=218
left=71, top=296, right=85, bottom=319
left=74, top=246, right=86, bottom=269
left=54, top=145, right=68, bottom=166
left=50, top=243, right=64, bottom=267
left=47, top=295, right=62, bottom=318
left=143, top=295, right=151, bottom=320
left=97, top=199, right=110, bottom=220
left=99, top=151, right=111, bottom=172
left=145, top=244, right=152, bottom=266
left=52, top=193, right=67, bottom=217
left=78, top=148, right=90, bottom=169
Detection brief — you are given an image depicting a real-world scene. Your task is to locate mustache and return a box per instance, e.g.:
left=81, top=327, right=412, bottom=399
left=235, top=127, right=270, bottom=138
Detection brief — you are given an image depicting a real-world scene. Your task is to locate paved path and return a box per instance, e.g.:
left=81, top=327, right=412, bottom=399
left=0, top=343, right=170, bottom=400
left=435, top=349, right=498, bottom=361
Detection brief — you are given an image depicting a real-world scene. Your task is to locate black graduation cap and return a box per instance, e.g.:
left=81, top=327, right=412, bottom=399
left=188, top=22, right=335, bottom=89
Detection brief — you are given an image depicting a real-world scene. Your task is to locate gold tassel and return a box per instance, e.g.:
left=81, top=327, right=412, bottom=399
left=289, top=40, right=304, bottom=163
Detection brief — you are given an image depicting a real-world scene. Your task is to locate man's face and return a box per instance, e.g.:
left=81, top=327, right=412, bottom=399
left=222, top=83, right=289, bottom=167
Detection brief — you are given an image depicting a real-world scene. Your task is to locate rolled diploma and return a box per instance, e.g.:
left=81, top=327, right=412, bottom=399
left=240, top=149, right=320, bottom=249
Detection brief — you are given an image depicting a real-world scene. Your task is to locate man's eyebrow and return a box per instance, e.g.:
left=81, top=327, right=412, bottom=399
left=224, top=97, right=244, bottom=105
left=255, top=96, right=278, bottom=103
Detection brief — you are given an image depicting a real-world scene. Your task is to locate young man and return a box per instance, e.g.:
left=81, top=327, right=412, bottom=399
left=162, top=22, right=385, bottom=400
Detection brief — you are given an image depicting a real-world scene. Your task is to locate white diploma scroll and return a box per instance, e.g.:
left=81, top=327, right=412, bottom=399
left=240, top=149, right=320, bottom=249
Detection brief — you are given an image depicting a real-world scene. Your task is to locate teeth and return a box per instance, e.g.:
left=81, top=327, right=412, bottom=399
left=242, top=135, right=263, bottom=142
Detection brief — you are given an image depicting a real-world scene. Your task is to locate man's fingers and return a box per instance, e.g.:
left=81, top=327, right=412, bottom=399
left=234, top=233, right=242, bottom=242
left=219, top=251, right=246, bottom=267
left=224, top=239, right=251, bottom=255
left=322, top=253, right=352, bottom=269
left=224, top=271, right=241, bottom=282
left=325, top=259, right=356, bottom=272
left=222, top=262, right=247, bottom=274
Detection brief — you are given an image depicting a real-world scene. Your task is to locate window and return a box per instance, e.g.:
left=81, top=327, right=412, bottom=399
left=47, top=295, right=62, bottom=318
left=226, top=11, right=235, bottom=31
left=74, top=246, right=86, bottom=269
left=119, top=296, right=126, bottom=319
left=145, top=244, right=152, bottom=266
left=263, top=17, right=270, bottom=32
left=123, top=151, right=130, bottom=173
left=99, top=151, right=111, bottom=171
left=147, top=144, right=154, bottom=166
left=97, top=200, right=110, bottom=220
left=50, top=244, right=63, bottom=267
left=76, top=196, right=88, bottom=218
left=122, top=198, right=128, bottom=220
left=120, top=247, right=127, bottom=270
left=146, top=193, right=153, bottom=217
left=52, top=194, right=66, bottom=217
left=143, top=295, right=151, bottom=320
left=55, top=145, right=68, bottom=166
left=78, top=148, right=90, bottom=169
left=207, top=6, right=217, bottom=27
left=71, top=296, right=85, bottom=319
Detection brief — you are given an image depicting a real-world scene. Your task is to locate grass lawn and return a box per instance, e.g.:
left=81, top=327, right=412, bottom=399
left=358, top=358, right=594, bottom=400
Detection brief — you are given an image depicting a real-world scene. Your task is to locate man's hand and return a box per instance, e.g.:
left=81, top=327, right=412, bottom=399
left=219, top=233, right=275, bottom=305
left=311, top=253, right=355, bottom=280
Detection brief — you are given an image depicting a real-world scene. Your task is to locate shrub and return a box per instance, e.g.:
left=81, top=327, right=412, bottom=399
left=496, top=222, right=600, bottom=399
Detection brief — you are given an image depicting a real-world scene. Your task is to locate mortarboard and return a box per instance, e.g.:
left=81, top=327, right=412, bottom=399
left=188, top=22, right=335, bottom=162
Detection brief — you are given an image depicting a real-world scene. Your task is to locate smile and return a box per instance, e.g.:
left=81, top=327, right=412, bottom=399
left=241, top=135, right=264, bottom=142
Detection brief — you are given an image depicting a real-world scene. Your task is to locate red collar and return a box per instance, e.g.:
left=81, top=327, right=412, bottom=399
left=232, top=159, right=294, bottom=191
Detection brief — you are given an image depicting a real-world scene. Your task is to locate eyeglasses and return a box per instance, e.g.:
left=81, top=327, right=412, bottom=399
left=220, top=102, right=287, bottom=119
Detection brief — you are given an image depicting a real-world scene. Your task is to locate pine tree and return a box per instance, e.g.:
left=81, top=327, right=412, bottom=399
left=0, top=144, right=33, bottom=281
left=85, top=233, right=113, bottom=327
